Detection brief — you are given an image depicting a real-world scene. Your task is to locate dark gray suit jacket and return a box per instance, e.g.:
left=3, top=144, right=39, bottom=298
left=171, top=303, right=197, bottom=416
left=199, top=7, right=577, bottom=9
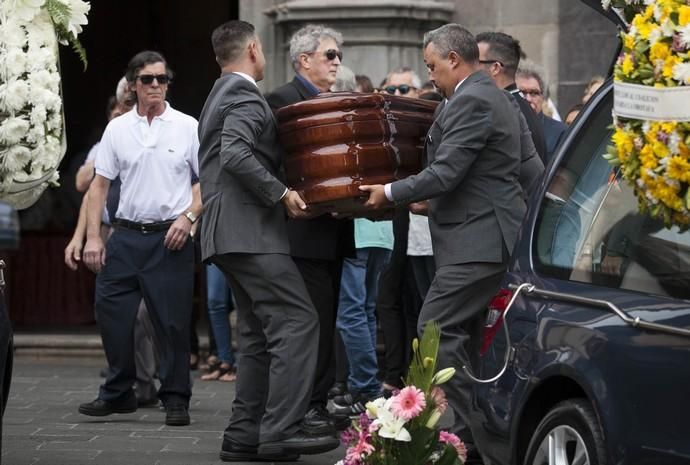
left=198, top=72, right=289, bottom=260
left=390, top=71, right=525, bottom=267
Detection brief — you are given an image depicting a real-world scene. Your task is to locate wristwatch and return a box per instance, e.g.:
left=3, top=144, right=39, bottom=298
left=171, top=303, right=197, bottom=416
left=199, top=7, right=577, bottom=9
left=184, top=210, right=198, bottom=224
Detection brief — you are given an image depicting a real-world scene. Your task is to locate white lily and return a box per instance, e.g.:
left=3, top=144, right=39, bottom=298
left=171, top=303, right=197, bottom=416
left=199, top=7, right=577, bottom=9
left=431, top=367, right=456, bottom=385
left=372, top=399, right=411, bottom=442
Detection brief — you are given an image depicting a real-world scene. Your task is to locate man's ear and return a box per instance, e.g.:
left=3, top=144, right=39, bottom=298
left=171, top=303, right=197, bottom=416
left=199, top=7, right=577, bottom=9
left=298, top=53, right=311, bottom=70
left=447, top=50, right=460, bottom=69
left=248, top=41, right=257, bottom=62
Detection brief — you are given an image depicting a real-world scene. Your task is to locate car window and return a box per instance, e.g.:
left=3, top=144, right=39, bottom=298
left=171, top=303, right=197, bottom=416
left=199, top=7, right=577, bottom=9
left=533, top=89, right=690, bottom=300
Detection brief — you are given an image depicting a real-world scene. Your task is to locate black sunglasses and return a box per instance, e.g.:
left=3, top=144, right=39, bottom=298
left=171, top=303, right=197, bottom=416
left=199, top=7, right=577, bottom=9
left=323, top=49, right=343, bottom=61
left=384, top=84, right=415, bottom=95
left=136, top=74, right=170, bottom=85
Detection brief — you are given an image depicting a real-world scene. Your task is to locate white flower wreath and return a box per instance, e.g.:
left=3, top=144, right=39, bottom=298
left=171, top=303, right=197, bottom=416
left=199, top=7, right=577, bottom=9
left=0, top=0, right=89, bottom=209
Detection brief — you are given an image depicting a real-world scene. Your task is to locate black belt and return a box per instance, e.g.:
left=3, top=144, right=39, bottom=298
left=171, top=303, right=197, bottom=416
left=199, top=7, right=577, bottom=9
left=113, top=218, right=175, bottom=234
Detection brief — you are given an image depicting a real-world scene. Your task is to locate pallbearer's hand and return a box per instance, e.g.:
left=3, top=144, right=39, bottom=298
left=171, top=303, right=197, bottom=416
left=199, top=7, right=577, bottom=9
left=359, top=184, right=391, bottom=209
left=409, top=201, right=429, bottom=216
left=83, top=236, right=106, bottom=274
left=282, top=190, right=311, bottom=218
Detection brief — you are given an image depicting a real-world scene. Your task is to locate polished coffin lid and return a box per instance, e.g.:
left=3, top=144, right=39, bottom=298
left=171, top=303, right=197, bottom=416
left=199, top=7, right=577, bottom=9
left=276, top=92, right=438, bottom=216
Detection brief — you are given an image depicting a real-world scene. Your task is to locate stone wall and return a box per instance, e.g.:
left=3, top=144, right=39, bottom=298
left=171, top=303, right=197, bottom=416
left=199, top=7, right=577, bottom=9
left=241, top=0, right=619, bottom=113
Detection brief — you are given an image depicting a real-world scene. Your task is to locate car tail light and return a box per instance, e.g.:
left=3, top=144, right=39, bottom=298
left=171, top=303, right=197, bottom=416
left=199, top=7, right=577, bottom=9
left=480, top=288, right=513, bottom=355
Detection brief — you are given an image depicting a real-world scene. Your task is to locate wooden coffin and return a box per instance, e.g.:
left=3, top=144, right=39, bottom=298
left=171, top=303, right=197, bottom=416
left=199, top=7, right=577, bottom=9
left=275, top=92, right=438, bottom=216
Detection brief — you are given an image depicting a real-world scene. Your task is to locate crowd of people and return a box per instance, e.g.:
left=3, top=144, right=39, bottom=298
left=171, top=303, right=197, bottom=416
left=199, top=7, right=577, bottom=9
left=62, top=18, right=604, bottom=463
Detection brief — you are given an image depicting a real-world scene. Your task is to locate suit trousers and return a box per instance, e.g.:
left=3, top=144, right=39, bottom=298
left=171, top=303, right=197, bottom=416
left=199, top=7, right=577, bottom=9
left=417, top=260, right=506, bottom=443
left=213, top=253, right=319, bottom=445
left=293, top=257, right=336, bottom=407
left=95, top=228, right=193, bottom=406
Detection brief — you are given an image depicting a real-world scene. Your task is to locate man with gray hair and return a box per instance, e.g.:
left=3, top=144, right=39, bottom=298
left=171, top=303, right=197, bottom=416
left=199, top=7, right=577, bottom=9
left=360, top=24, right=525, bottom=459
left=381, top=66, right=422, bottom=98
left=266, top=24, right=350, bottom=434
left=516, top=62, right=567, bottom=163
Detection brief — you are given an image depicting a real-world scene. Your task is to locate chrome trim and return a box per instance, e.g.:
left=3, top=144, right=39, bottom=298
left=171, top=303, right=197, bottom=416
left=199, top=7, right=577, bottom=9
left=0, top=260, right=5, bottom=289
left=462, top=283, right=534, bottom=384
left=510, top=283, right=690, bottom=338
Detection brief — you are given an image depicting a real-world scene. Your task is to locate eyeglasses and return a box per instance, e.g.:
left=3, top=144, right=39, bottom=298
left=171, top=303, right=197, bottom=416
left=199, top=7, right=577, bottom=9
left=384, top=84, right=415, bottom=95
left=520, top=89, right=542, bottom=97
left=136, top=74, right=170, bottom=85
left=478, top=60, right=504, bottom=67
left=309, top=49, right=343, bottom=61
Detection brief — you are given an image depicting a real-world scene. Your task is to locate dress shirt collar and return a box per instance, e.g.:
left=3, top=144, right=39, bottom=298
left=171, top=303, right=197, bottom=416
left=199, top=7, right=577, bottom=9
left=295, top=73, right=320, bottom=97
left=232, top=71, right=258, bottom=87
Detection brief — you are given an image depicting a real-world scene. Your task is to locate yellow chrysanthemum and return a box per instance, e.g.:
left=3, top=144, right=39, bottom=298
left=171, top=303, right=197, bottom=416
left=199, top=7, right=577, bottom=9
left=633, top=13, right=655, bottom=39
left=639, top=144, right=658, bottom=169
left=623, top=33, right=635, bottom=51
left=622, top=54, right=635, bottom=76
left=667, top=156, right=690, bottom=183
left=650, top=41, right=671, bottom=62
left=663, top=54, right=682, bottom=78
left=679, top=5, right=690, bottom=26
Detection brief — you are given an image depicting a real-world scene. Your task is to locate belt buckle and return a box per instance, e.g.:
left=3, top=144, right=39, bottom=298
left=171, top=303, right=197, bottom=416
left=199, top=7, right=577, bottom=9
left=140, top=223, right=154, bottom=234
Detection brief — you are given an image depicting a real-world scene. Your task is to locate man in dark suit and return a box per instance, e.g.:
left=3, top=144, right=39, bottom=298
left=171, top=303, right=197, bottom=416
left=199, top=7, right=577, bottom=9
left=516, top=65, right=568, bottom=163
left=360, top=23, right=525, bottom=452
left=476, top=32, right=545, bottom=199
left=265, top=24, right=351, bottom=430
left=476, top=32, right=546, bottom=163
left=197, top=20, right=339, bottom=461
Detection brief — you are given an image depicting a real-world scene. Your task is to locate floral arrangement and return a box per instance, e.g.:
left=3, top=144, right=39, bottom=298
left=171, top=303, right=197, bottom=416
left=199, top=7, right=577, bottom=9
left=604, top=0, right=690, bottom=229
left=0, top=0, right=89, bottom=209
left=337, top=322, right=466, bottom=465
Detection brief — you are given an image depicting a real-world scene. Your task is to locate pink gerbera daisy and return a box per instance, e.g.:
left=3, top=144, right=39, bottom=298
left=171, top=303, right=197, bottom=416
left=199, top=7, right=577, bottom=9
left=439, top=430, right=468, bottom=462
left=390, top=386, right=426, bottom=420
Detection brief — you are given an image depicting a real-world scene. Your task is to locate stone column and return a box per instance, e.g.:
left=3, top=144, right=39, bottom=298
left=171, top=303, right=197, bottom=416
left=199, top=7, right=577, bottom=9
left=244, top=0, right=454, bottom=92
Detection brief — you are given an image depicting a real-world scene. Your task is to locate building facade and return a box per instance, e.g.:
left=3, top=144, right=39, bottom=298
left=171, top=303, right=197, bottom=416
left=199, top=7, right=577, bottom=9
left=244, top=0, right=619, bottom=115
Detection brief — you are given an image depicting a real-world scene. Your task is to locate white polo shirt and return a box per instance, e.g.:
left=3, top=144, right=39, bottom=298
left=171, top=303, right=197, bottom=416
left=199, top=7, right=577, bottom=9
left=95, top=102, right=199, bottom=222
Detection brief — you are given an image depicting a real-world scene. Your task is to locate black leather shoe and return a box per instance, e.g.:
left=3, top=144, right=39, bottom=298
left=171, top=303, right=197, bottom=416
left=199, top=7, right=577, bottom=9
left=220, top=438, right=300, bottom=462
left=302, top=406, right=336, bottom=435
left=78, top=393, right=137, bottom=417
left=258, top=430, right=340, bottom=456
left=165, top=403, right=190, bottom=426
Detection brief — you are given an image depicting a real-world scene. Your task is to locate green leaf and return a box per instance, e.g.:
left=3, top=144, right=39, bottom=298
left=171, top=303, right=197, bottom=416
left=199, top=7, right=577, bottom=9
left=405, top=321, right=441, bottom=391
left=685, top=188, right=690, bottom=210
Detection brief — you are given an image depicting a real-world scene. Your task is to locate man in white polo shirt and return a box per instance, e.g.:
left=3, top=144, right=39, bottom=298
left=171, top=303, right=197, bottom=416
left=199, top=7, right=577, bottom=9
left=80, top=50, right=201, bottom=427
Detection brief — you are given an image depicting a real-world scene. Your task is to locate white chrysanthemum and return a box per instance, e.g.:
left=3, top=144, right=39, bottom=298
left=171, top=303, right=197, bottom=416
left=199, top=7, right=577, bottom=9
left=28, top=69, right=58, bottom=93
left=678, top=24, right=690, bottom=49
left=1, top=145, right=31, bottom=173
left=0, top=116, right=30, bottom=145
left=25, top=124, right=46, bottom=145
left=0, top=0, right=45, bottom=23
left=25, top=47, right=57, bottom=73
left=0, top=19, right=27, bottom=49
left=601, top=0, right=611, bottom=10
left=1, top=48, right=28, bottom=79
left=46, top=112, right=62, bottom=132
left=660, top=19, right=674, bottom=38
left=673, top=62, right=690, bottom=85
left=55, top=0, right=90, bottom=37
left=669, top=132, right=681, bottom=154
left=30, top=103, right=47, bottom=126
left=39, top=134, right=61, bottom=169
left=649, top=27, right=662, bottom=45
left=30, top=86, right=61, bottom=112
left=0, top=79, right=30, bottom=112
left=25, top=12, right=57, bottom=49
left=642, top=121, right=651, bottom=134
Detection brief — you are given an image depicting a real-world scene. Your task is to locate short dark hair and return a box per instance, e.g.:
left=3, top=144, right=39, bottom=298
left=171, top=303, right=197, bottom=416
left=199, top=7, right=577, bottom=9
left=476, top=31, right=522, bottom=76
left=423, top=24, right=478, bottom=64
left=355, top=75, right=374, bottom=93
left=124, top=51, right=173, bottom=106
left=212, top=20, right=256, bottom=66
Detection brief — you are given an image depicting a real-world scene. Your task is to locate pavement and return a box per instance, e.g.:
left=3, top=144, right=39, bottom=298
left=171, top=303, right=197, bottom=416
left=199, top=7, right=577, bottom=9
left=2, top=352, right=346, bottom=465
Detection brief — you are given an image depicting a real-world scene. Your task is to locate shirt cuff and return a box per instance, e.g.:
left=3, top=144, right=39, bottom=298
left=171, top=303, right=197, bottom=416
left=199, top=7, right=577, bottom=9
left=279, top=187, right=289, bottom=201
left=384, top=183, right=394, bottom=202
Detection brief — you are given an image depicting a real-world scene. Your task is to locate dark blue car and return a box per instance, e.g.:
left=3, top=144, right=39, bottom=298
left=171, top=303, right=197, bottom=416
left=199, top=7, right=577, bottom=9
left=470, top=7, right=690, bottom=464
